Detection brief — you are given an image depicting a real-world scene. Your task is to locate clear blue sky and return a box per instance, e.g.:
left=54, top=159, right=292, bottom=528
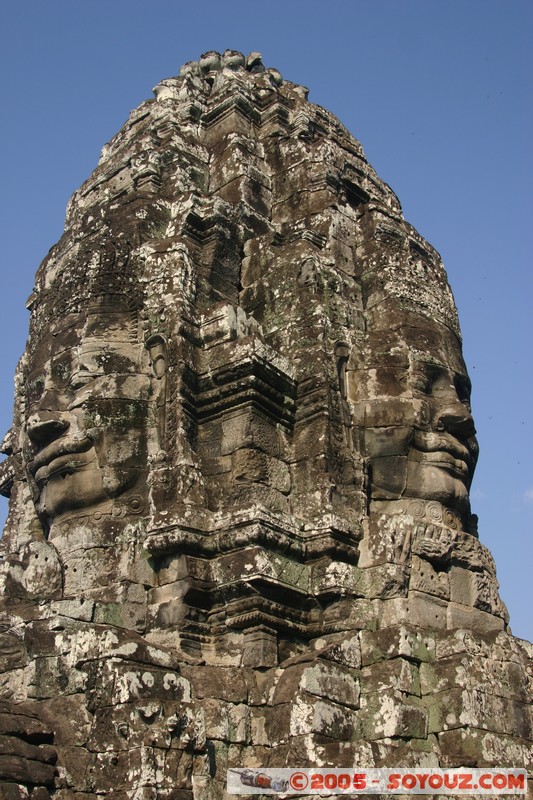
left=1, top=0, right=531, bottom=640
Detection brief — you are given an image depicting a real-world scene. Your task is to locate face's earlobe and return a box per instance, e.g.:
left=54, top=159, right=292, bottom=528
left=145, top=334, right=167, bottom=379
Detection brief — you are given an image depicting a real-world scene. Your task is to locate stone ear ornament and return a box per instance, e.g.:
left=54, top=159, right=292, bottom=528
left=145, top=334, right=167, bottom=378
left=334, top=341, right=350, bottom=381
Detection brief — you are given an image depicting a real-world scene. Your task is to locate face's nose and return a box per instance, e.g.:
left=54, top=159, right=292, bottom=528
left=434, top=403, right=476, bottom=440
left=26, top=412, right=70, bottom=447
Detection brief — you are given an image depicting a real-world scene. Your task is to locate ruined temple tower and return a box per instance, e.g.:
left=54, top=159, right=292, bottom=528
left=0, top=51, right=531, bottom=798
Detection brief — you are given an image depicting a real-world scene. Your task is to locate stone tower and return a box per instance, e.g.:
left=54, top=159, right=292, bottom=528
left=0, top=51, right=530, bottom=798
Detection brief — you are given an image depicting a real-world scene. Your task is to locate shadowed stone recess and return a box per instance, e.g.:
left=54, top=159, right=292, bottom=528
left=0, top=50, right=531, bottom=798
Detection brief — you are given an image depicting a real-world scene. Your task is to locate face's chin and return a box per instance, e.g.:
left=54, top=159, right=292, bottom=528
left=405, top=458, right=471, bottom=514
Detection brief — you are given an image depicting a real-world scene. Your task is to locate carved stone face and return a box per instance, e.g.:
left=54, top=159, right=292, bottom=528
left=349, top=319, right=478, bottom=520
left=23, top=299, right=152, bottom=530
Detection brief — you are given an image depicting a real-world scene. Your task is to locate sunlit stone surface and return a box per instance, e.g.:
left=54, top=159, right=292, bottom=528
left=0, top=51, right=530, bottom=798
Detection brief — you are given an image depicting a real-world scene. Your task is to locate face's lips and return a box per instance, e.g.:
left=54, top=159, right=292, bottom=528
left=415, top=452, right=470, bottom=479
left=29, top=432, right=94, bottom=478
left=413, top=430, right=472, bottom=461
left=34, top=450, right=97, bottom=486
left=411, top=431, right=475, bottom=477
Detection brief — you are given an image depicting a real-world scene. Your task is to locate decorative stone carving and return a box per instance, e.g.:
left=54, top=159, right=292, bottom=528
left=0, top=51, right=530, bottom=797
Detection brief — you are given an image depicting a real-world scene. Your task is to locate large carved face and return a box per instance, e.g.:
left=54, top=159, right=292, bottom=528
left=349, top=317, right=478, bottom=522
left=23, top=297, right=153, bottom=531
